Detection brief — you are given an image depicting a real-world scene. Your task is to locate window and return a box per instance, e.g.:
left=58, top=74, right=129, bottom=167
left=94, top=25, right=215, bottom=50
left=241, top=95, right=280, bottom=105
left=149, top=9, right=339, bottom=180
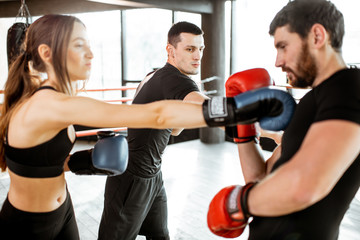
left=332, top=0, right=360, bottom=67
left=231, top=0, right=360, bottom=85
left=231, top=0, right=289, bottom=85
left=75, top=11, right=122, bottom=101
left=122, top=8, right=172, bottom=82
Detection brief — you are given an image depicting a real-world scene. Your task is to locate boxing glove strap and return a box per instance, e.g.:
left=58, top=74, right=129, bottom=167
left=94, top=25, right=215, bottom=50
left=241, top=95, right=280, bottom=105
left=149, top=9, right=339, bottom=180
left=225, top=126, right=259, bottom=144
left=235, top=137, right=259, bottom=144
left=202, top=97, right=237, bottom=127
left=240, top=182, right=257, bottom=219
left=68, top=149, right=114, bottom=175
left=204, top=88, right=296, bottom=130
left=227, top=182, right=257, bottom=221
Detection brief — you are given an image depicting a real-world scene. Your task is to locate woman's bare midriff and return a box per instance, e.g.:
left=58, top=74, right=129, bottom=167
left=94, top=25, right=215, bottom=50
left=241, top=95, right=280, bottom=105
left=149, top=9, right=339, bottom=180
left=7, top=170, right=67, bottom=212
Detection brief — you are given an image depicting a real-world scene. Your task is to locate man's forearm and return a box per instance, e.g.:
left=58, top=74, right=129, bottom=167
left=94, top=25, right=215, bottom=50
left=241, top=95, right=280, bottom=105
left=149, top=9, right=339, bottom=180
left=237, top=143, right=267, bottom=182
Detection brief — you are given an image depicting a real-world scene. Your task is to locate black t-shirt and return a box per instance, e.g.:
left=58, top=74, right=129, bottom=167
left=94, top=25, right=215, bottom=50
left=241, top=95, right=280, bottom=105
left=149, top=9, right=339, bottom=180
left=126, top=63, right=199, bottom=177
left=249, top=68, right=360, bottom=240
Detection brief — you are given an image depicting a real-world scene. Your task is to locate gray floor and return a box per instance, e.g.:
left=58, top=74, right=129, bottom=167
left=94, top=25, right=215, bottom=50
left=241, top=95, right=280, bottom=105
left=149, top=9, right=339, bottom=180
left=0, top=139, right=359, bottom=240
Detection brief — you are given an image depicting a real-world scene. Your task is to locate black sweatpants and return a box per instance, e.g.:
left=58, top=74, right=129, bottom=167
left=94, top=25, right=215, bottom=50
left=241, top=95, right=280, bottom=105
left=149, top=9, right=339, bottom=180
left=98, top=170, right=169, bottom=240
left=0, top=190, right=79, bottom=240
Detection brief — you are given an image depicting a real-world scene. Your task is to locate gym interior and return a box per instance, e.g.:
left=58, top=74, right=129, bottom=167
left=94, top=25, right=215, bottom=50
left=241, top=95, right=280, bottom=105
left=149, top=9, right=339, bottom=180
left=0, top=0, right=359, bottom=239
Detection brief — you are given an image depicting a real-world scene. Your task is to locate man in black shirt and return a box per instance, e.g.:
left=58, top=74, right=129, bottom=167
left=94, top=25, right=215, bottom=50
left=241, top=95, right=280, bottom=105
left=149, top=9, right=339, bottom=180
left=99, top=21, right=208, bottom=240
left=207, top=1, right=360, bottom=239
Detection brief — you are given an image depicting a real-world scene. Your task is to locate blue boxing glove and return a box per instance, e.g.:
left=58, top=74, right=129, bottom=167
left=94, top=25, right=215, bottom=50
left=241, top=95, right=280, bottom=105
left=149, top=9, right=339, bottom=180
left=68, top=131, right=128, bottom=176
left=203, top=87, right=296, bottom=131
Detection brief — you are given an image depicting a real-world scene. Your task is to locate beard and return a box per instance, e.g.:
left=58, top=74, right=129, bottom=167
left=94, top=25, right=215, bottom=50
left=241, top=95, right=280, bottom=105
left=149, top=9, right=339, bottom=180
left=284, top=42, right=318, bottom=88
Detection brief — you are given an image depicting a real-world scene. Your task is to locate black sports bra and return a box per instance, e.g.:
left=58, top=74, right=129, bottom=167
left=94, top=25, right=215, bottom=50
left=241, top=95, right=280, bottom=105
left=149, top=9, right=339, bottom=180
left=4, top=86, right=74, bottom=178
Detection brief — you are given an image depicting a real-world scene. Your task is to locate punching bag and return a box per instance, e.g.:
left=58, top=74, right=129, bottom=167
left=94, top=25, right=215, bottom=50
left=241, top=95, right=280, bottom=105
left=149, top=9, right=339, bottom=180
left=6, top=0, right=32, bottom=68
left=7, top=22, right=30, bottom=67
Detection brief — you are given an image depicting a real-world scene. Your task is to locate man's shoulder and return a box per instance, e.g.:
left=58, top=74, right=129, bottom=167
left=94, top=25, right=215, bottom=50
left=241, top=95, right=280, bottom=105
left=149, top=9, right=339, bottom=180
left=331, top=68, right=360, bottom=82
left=317, top=68, right=360, bottom=91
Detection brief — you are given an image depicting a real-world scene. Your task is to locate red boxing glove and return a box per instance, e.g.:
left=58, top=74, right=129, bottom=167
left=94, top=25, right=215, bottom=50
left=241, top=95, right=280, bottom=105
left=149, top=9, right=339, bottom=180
left=225, top=68, right=272, bottom=143
left=225, top=68, right=273, bottom=96
left=207, top=183, right=256, bottom=238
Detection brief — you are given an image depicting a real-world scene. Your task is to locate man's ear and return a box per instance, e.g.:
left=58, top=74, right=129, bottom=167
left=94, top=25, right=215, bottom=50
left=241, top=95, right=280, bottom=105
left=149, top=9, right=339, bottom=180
left=310, top=23, right=327, bottom=48
left=166, top=43, right=175, bottom=58
left=38, top=44, right=52, bottom=63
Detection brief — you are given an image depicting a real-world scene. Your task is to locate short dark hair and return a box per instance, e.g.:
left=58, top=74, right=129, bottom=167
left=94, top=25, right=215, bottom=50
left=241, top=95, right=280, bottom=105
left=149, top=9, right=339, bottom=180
left=168, top=21, right=203, bottom=47
left=269, top=0, right=344, bottom=52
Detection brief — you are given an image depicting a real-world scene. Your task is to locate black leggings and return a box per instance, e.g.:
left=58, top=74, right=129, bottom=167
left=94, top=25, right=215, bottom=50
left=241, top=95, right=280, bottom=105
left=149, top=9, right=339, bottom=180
left=0, top=190, right=79, bottom=240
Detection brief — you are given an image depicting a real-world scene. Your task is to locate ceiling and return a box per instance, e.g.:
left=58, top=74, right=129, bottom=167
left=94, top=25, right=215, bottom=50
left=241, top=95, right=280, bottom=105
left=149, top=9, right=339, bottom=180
left=0, top=0, right=214, bottom=18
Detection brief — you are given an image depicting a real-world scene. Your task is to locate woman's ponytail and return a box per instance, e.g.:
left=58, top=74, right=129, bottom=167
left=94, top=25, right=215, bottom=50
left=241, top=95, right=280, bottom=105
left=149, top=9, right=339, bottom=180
left=0, top=51, right=35, bottom=172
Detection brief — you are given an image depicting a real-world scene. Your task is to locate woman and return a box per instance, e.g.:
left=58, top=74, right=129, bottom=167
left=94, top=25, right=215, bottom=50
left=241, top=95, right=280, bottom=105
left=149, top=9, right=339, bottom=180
left=0, top=14, right=206, bottom=239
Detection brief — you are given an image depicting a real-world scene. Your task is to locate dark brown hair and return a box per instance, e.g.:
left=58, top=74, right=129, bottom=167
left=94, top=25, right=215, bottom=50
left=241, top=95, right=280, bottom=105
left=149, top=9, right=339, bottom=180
left=269, top=0, right=344, bottom=52
left=168, top=21, right=203, bottom=48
